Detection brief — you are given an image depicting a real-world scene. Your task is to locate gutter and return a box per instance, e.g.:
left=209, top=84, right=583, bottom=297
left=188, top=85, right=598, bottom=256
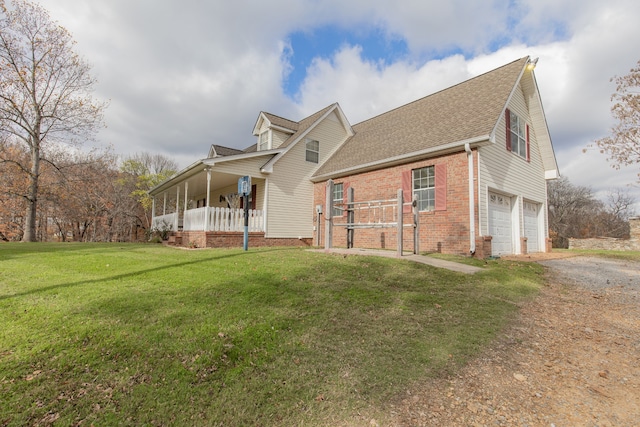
left=311, top=134, right=490, bottom=182
left=465, top=143, right=476, bottom=255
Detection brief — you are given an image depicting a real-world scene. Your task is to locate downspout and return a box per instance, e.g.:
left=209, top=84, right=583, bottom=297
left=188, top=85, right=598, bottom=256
left=465, top=143, right=476, bottom=255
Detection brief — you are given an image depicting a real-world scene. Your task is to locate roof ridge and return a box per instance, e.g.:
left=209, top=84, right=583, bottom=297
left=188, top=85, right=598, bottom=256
left=352, top=57, right=528, bottom=128
left=262, top=111, right=300, bottom=126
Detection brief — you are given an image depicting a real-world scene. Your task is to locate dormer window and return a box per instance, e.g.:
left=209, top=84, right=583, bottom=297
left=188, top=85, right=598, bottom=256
left=305, top=138, right=319, bottom=163
left=259, top=131, right=269, bottom=151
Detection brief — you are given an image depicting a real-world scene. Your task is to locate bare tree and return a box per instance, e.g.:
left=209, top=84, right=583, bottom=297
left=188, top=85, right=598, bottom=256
left=547, top=176, right=596, bottom=247
left=593, top=59, right=640, bottom=181
left=0, top=0, right=106, bottom=241
left=548, top=176, right=636, bottom=247
left=606, top=188, right=636, bottom=220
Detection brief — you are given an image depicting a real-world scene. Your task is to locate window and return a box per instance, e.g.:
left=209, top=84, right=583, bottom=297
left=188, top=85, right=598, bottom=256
left=305, top=138, right=319, bottom=163
left=259, top=131, right=269, bottom=151
left=507, top=110, right=528, bottom=160
left=332, top=183, right=343, bottom=217
left=412, top=166, right=435, bottom=211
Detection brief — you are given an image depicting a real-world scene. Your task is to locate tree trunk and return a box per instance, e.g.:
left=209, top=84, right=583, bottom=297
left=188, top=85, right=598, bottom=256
left=22, top=146, right=40, bottom=242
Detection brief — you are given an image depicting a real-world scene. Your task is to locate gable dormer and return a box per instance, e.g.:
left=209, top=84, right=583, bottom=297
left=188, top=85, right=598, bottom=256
left=252, top=112, right=298, bottom=151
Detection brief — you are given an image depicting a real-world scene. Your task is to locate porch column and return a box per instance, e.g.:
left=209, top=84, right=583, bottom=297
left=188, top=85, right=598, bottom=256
left=183, top=182, right=189, bottom=230
left=175, top=186, right=180, bottom=231
left=163, top=191, right=167, bottom=215
left=205, top=168, right=211, bottom=231
left=151, top=197, right=156, bottom=221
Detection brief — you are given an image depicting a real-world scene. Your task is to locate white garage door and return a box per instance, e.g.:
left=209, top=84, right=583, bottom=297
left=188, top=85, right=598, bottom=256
left=523, top=201, right=540, bottom=253
left=488, top=192, right=513, bottom=256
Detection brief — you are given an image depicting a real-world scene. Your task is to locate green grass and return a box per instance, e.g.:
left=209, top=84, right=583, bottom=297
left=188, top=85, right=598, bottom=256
left=0, top=243, right=545, bottom=426
left=566, top=248, right=640, bottom=261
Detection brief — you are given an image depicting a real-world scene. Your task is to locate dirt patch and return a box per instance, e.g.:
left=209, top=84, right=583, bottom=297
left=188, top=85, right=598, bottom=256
left=389, top=256, right=640, bottom=426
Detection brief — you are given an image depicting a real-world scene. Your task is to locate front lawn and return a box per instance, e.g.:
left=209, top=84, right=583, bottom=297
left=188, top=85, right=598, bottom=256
left=0, top=243, right=544, bottom=426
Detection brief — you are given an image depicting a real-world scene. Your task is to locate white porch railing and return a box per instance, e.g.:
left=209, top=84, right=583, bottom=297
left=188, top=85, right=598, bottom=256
left=182, top=207, right=265, bottom=232
left=152, top=213, right=178, bottom=231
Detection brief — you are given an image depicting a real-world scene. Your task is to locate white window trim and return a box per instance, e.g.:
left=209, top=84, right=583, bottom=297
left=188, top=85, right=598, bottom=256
left=509, top=111, right=527, bottom=159
left=305, top=138, right=319, bottom=163
left=332, top=182, right=343, bottom=217
left=259, top=130, right=270, bottom=151
left=413, top=166, right=435, bottom=211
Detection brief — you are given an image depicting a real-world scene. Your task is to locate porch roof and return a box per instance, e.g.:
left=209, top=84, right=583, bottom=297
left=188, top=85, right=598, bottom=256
left=149, top=149, right=281, bottom=196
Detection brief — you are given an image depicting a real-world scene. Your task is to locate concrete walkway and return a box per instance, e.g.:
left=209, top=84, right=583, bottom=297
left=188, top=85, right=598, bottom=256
left=309, top=248, right=483, bottom=274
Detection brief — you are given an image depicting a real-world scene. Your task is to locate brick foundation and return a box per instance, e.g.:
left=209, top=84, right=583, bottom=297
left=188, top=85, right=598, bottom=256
left=167, top=231, right=313, bottom=249
left=474, top=235, right=492, bottom=259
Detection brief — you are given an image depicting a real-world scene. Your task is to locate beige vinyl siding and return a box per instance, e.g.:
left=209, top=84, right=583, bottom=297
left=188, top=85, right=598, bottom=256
left=478, top=79, right=549, bottom=249
left=213, top=156, right=272, bottom=177
left=266, top=111, right=349, bottom=238
left=271, top=130, right=291, bottom=149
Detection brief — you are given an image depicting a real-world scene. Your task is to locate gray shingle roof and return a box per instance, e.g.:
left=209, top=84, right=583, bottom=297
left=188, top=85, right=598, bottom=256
left=276, top=104, right=337, bottom=149
left=313, top=57, right=528, bottom=178
left=262, top=112, right=299, bottom=132
left=208, top=144, right=245, bottom=157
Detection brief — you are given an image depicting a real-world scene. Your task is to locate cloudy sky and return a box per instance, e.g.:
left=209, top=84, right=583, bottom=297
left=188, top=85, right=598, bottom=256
left=37, top=0, right=640, bottom=208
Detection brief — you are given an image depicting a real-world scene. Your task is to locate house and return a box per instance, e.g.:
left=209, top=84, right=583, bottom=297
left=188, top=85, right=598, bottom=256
left=149, top=56, right=558, bottom=257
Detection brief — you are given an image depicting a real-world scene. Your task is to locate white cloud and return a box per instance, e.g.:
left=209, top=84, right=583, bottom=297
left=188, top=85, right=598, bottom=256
left=32, top=0, right=640, bottom=207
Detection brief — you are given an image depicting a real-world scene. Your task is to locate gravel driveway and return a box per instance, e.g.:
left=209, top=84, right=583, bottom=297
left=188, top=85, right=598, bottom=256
left=389, top=255, right=640, bottom=426
left=540, top=256, right=640, bottom=293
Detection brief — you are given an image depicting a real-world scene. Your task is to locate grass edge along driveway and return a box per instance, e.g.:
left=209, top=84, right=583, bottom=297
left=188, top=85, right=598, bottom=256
left=0, top=243, right=544, bottom=426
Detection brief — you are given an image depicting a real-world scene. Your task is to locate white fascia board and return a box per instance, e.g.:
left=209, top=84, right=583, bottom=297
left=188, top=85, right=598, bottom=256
left=149, top=160, right=205, bottom=195
left=260, top=104, right=339, bottom=173
left=489, top=57, right=529, bottom=142
left=333, top=103, right=355, bottom=137
left=150, top=150, right=283, bottom=195
left=203, top=149, right=283, bottom=167
left=311, top=135, right=490, bottom=182
left=252, top=112, right=270, bottom=136
left=545, top=169, right=559, bottom=180
left=529, top=72, right=560, bottom=177
left=270, top=124, right=296, bottom=134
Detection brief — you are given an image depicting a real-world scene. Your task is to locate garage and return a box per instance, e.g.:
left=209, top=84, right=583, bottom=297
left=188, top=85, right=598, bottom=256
left=488, top=192, right=513, bottom=256
left=523, top=201, right=540, bottom=253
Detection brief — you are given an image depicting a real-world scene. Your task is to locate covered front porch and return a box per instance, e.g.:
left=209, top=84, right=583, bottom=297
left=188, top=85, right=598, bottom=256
left=149, top=164, right=266, bottom=245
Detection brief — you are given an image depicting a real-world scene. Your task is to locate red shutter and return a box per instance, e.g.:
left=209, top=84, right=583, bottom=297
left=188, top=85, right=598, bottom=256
left=526, top=124, right=530, bottom=162
left=435, top=164, right=447, bottom=211
left=342, top=182, right=349, bottom=217
left=505, top=109, right=512, bottom=152
left=401, top=170, right=412, bottom=213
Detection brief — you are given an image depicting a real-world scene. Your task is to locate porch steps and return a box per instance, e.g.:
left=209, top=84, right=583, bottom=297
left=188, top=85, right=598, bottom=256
left=167, top=233, right=182, bottom=246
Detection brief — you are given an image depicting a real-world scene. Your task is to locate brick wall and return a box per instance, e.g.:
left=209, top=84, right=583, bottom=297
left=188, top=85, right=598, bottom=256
left=313, top=151, right=482, bottom=256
